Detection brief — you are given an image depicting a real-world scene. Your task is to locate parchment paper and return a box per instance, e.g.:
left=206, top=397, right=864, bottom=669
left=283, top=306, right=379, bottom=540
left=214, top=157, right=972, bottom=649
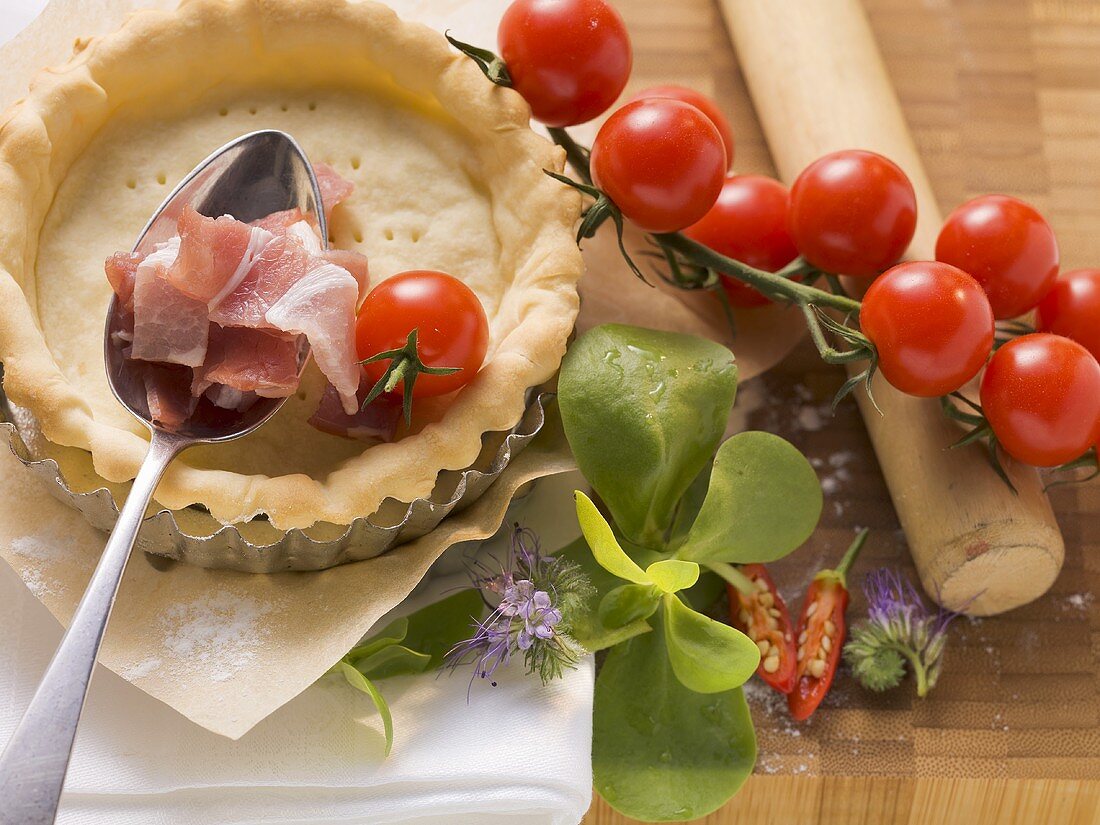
left=0, top=0, right=803, bottom=738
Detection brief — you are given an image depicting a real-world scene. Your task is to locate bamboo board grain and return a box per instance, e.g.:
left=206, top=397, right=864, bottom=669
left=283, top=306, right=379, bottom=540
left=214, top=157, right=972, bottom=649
left=585, top=0, right=1100, bottom=822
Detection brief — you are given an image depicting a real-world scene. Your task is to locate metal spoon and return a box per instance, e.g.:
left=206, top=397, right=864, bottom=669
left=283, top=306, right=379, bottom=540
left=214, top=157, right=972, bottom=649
left=0, top=129, right=324, bottom=825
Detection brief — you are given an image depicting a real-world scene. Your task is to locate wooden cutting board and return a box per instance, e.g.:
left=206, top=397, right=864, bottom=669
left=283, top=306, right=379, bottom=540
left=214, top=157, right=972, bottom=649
left=585, top=0, right=1100, bottom=822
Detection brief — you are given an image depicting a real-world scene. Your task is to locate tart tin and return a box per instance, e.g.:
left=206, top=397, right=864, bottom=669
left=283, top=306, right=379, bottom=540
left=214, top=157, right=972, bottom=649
left=0, top=371, right=550, bottom=573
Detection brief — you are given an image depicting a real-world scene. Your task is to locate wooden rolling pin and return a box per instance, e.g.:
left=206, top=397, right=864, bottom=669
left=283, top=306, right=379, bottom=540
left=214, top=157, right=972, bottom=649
left=718, top=0, right=1064, bottom=616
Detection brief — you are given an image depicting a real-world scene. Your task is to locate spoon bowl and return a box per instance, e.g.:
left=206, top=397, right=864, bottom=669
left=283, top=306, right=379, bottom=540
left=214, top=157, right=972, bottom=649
left=105, top=129, right=322, bottom=441
left=0, top=129, right=325, bottom=825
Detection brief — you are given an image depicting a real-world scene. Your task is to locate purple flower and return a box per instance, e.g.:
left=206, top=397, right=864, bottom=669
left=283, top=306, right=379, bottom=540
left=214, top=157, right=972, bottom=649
left=446, top=525, right=590, bottom=689
left=845, top=566, right=959, bottom=697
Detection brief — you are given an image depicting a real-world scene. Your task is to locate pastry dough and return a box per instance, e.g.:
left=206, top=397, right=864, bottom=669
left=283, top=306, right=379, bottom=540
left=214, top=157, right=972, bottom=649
left=0, top=0, right=583, bottom=530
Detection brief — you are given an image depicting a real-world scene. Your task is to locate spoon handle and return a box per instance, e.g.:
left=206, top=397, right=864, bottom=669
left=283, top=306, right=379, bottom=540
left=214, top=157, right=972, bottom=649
left=0, top=430, right=186, bottom=825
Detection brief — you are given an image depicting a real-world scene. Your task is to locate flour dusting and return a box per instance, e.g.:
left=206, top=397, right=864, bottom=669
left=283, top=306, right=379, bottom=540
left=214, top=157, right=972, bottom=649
left=159, top=591, right=272, bottom=682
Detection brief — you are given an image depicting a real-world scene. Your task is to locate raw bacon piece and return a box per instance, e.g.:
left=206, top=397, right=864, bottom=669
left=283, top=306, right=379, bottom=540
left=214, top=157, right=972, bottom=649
left=167, top=206, right=273, bottom=306
left=209, top=234, right=314, bottom=329
left=204, top=385, right=260, bottom=413
left=143, top=364, right=199, bottom=429
left=325, top=247, right=369, bottom=297
left=131, top=238, right=210, bottom=368
left=253, top=208, right=311, bottom=235
left=265, top=262, right=361, bottom=414
left=250, top=162, right=355, bottom=233
left=192, top=325, right=300, bottom=399
left=308, top=377, right=400, bottom=443
left=105, top=251, right=141, bottom=308
left=314, top=162, right=355, bottom=223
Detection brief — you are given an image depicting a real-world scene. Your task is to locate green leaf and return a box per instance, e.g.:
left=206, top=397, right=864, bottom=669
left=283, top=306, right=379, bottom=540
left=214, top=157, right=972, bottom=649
left=354, top=645, right=432, bottom=680
left=645, top=559, right=699, bottom=594
left=560, top=324, right=737, bottom=546
left=662, top=595, right=760, bottom=694
left=593, top=613, right=756, bottom=821
left=677, top=431, right=822, bottom=565
left=666, top=461, right=713, bottom=551
left=599, top=584, right=662, bottom=629
left=400, top=589, right=486, bottom=669
left=345, top=616, right=409, bottom=662
left=575, top=491, right=650, bottom=585
left=556, top=538, right=652, bottom=652
left=335, top=661, right=394, bottom=756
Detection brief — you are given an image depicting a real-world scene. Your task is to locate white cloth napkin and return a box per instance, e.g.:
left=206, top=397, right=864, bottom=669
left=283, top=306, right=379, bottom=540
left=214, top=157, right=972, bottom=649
left=1, top=475, right=593, bottom=825
left=1, top=3, right=594, bottom=825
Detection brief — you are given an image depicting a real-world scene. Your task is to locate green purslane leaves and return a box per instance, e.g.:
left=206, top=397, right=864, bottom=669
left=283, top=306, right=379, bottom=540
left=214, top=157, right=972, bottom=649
left=560, top=324, right=737, bottom=546
left=593, top=615, right=757, bottom=822
left=576, top=490, right=651, bottom=584
left=599, top=583, right=662, bottom=629
left=662, top=595, right=759, bottom=694
left=676, top=431, right=823, bottom=565
left=646, top=559, right=699, bottom=594
left=558, top=324, right=824, bottom=822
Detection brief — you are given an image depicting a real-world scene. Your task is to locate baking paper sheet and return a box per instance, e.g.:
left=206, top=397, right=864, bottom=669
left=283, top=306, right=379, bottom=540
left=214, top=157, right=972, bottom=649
left=0, top=0, right=802, bottom=737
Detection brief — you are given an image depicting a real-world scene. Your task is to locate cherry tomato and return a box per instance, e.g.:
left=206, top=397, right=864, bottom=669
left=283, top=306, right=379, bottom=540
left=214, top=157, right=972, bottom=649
left=979, top=333, right=1100, bottom=467
left=682, top=175, right=798, bottom=307
left=728, top=564, right=797, bottom=694
left=498, top=0, right=632, bottom=128
left=1036, top=268, right=1100, bottom=362
left=628, top=85, right=735, bottom=168
left=591, top=98, right=726, bottom=233
left=935, top=194, right=1059, bottom=320
left=787, top=150, right=917, bottom=278
left=860, top=261, right=995, bottom=397
left=356, top=270, right=489, bottom=398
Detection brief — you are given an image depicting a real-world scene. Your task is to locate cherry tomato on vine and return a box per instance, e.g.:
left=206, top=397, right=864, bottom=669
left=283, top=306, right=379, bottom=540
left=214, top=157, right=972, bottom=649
left=860, top=261, right=994, bottom=397
left=628, top=85, right=735, bottom=168
left=683, top=174, right=798, bottom=307
left=591, top=98, right=726, bottom=233
left=979, top=333, right=1100, bottom=467
left=1035, top=269, right=1100, bottom=362
left=356, top=270, right=489, bottom=398
left=497, top=0, right=632, bottom=128
left=935, top=194, right=1059, bottom=320
left=787, top=149, right=917, bottom=278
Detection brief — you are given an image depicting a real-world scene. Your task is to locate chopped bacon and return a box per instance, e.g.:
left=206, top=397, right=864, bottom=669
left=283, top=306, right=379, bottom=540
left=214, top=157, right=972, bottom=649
left=167, top=206, right=273, bottom=306
left=309, top=376, right=401, bottom=443
left=105, top=251, right=141, bottom=309
left=209, top=234, right=314, bottom=329
left=192, top=325, right=300, bottom=398
left=325, top=247, right=369, bottom=297
left=265, top=262, right=361, bottom=413
left=131, top=238, right=210, bottom=368
left=314, top=162, right=355, bottom=222
left=103, top=163, right=366, bottom=431
left=143, top=364, right=199, bottom=429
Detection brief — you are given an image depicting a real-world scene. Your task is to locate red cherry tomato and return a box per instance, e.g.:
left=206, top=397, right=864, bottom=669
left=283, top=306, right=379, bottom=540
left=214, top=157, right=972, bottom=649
left=591, top=98, right=726, bottom=233
left=787, top=150, right=917, bottom=278
left=356, top=270, right=489, bottom=398
left=935, top=195, right=1059, bottom=320
left=1036, top=268, right=1100, bottom=362
left=682, top=175, right=798, bottom=308
left=497, top=0, right=632, bottom=128
left=860, top=261, right=995, bottom=397
left=628, top=85, right=735, bottom=169
left=728, top=564, right=797, bottom=694
left=979, top=333, right=1100, bottom=467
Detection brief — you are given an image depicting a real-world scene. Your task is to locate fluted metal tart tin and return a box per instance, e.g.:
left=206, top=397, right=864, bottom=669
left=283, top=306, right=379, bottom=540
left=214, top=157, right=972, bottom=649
left=0, top=373, right=549, bottom=573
